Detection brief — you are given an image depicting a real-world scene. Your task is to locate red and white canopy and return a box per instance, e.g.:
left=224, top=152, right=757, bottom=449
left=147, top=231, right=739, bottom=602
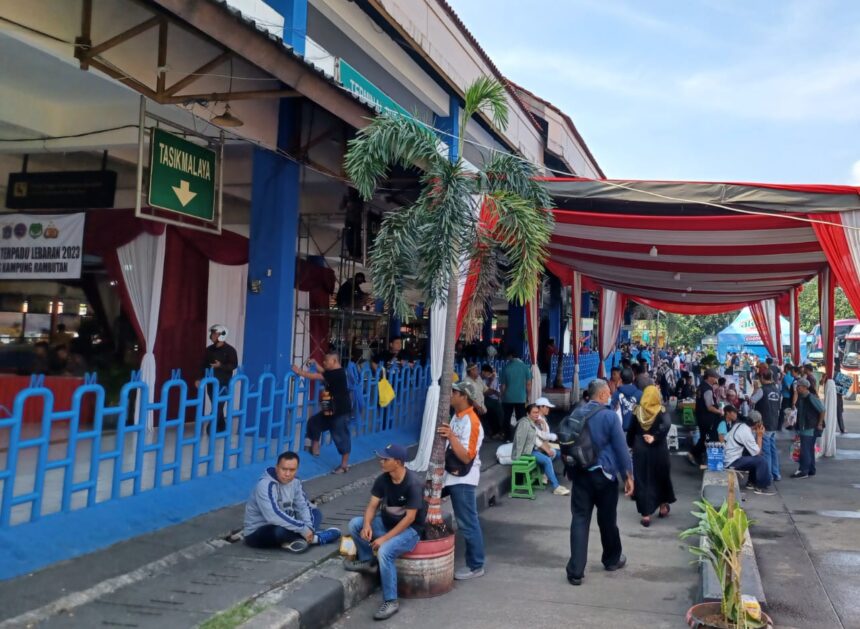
left=539, top=177, right=860, bottom=376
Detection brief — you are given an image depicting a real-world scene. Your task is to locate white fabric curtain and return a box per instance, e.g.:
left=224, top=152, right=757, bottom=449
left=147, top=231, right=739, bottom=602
left=598, top=288, right=623, bottom=378
left=526, top=296, right=542, bottom=403
left=821, top=379, right=838, bottom=457
left=207, top=262, right=248, bottom=365
left=819, top=268, right=834, bottom=376
left=117, top=231, right=166, bottom=431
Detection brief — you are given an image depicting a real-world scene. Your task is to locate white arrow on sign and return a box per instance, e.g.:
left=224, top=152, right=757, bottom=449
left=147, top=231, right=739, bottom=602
left=172, top=180, right=197, bottom=207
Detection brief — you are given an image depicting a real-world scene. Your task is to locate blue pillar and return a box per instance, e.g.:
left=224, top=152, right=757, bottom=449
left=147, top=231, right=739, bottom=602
left=434, top=94, right=461, bottom=162
left=548, top=275, right=562, bottom=346
left=243, top=98, right=301, bottom=380
left=389, top=316, right=401, bottom=340
left=581, top=291, right=593, bottom=349
left=264, top=0, right=307, bottom=55
left=507, top=302, right=526, bottom=358
left=481, top=304, right=494, bottom=344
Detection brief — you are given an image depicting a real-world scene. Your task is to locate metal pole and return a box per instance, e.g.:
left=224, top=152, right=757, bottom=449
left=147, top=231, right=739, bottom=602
left=135, top=95, right=145, bottom=217
left=217, top=130, right=224, bottom=232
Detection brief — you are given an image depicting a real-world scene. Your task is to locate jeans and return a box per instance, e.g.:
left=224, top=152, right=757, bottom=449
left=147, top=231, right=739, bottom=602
left=446, top=483, right=485, bottom=571
left=798, top=433, right=817, bottom=475
left=532, top=449, right=560, bottom=489
left=762, top=431, right=781, bottom=480
left=307, top=412, right=352, bottom=454
left=566, top=468, right=622, bottom=580
left=245, top=508, right=322, bottom=548
left=729, top=455, right=772, bottom=489
left=348, top=515, right=420, bottom=602
left=502, top=403, right=526, bottom=440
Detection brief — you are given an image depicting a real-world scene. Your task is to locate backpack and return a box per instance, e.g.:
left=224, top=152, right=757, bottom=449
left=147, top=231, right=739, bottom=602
left=557, top=405, right=603, bottom=472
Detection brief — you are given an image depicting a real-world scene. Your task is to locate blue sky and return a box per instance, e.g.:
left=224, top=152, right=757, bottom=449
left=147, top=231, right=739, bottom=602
left=448, top=0, right=860, bottom=185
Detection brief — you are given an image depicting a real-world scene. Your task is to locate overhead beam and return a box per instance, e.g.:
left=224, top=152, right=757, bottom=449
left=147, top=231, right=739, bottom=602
left=86, top=58, right=160, bottom=101
left=156, top=18, right=168, bottom=94
left=160, top=88, right=300, bottom=105
left=164, top=51, right=231, bottom=96
left=81, top=16, right=161, bottom=59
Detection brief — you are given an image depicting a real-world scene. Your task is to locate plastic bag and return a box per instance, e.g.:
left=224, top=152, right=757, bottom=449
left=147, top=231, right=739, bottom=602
left=378, top=370, right=395, bottom=408
left=791, top=435, right=801, bottom=462
left=783, top=408, right=797, bottom=429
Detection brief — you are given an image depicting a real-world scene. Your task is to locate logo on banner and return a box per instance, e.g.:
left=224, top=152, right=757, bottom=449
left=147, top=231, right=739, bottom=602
left=0, top=213, right=84, bottom=279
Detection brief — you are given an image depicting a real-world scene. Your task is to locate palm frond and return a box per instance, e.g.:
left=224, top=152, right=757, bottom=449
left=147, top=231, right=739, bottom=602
left=462, top=76, right=509, bottom=130
left=485, top=191, right=554, bottom=305
left=368, top=202, right=423, bottom=320
left=480, top=152, right=554, bottom=210
left=459, top=228, right=501, bottom=340
left=344, top=113, right=443, bottom=200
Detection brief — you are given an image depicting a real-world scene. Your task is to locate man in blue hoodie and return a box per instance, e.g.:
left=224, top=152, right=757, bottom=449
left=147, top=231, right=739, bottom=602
left=611, top=368, right=641, bottom=432
left=565, top=379, right=634, bottom=586
left=244, top=451, right=341, bottom=552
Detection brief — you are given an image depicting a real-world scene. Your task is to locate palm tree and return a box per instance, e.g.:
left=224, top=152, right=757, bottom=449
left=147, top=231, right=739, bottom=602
left=344, top=77, right=554, bottom=536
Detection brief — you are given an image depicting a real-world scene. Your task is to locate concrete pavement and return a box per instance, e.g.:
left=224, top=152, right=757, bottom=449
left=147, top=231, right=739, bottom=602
left=333, top=449, right=704, bottom=628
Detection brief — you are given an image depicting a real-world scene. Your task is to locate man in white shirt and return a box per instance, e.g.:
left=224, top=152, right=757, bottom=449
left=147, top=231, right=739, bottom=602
left=437, top=380, right=485, bottom=580
left=724, top=410, right=776, bottom=495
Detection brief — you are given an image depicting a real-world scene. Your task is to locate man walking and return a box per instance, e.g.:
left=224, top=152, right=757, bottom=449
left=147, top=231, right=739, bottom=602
left=500, top=348, right=532, bottom=439
left=243, top=451, right=342, bottom=552
left=565, top=379, right=634, bottom=586
left=751, top=371, right=782, bottom=481
left=344, top=444, right=425, bottom=621
left=689, top=369, right=722, bottom=468
left=439, top=380, right=486, bottom=580
left=198, top=324, right=238, bottom=432
left=791, top=378, right=825, bottom=479
left=292, top=352, right=352, bottom=474
left=611, top=368, right=641, bottom=432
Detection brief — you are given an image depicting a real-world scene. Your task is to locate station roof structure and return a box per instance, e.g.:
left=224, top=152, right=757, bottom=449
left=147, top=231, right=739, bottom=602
left=541, top=177, right=860, bottom=314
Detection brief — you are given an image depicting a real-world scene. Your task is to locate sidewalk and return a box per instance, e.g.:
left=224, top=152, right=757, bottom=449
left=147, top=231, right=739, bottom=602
left=334, top=447, right=705, bottom=628
left=0, top=440, right=505, bottom=628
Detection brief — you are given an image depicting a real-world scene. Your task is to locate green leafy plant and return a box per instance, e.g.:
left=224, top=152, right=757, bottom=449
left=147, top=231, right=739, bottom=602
left=680, top=500, right=765, bottom=629
left=344, top=78, right=554, bottom=536
left=700, top=352, right=720, bottom=369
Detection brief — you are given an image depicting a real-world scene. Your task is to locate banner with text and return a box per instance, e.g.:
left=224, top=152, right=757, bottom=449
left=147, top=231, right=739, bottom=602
left=0, top=213, right=85, bottom=279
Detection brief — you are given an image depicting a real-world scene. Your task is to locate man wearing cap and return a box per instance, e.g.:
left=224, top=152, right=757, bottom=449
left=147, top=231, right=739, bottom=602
left=689, top=368, right=723, bottom=468
left=344, top=444, right=425, bottom=621
left=463, top=362, right=490, bottom=432
left=196, top=324, right=238, bottom=433
left=438, top=380, right=486, bottom=580
left=791, top=378, right=825, bottom=479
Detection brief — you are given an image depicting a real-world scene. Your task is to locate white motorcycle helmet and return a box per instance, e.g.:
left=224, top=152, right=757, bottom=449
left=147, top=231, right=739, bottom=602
left=209, top=324, right=228, bottom=342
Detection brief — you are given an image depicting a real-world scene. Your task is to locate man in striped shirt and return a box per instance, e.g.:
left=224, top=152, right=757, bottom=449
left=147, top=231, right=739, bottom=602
left=438, top=380, right=486, bottom=580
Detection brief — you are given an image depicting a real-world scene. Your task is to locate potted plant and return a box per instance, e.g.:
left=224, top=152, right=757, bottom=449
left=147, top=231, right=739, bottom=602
left=680, top=499, right=772, bottom=628
left=700, top=352, right=720, bottom=372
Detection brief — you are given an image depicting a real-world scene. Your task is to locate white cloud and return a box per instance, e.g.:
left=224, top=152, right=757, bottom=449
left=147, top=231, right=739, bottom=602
left=852, top=160, right=860, bottom=185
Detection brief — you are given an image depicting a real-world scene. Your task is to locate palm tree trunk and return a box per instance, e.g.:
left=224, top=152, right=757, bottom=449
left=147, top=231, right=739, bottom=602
left=423, top=271, right=459, bottom=538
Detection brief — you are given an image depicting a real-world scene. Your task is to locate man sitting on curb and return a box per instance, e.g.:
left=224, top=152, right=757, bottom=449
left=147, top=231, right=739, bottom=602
left=344, top=444, right=425, bottom=621
left=243, top=451, right=342, bottom=552
left=724, top=410, right=776, bottom=495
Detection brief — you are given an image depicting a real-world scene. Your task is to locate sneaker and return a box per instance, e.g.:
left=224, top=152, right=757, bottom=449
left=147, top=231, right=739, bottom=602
left=686, top=453, right=698, bottom=467
left=281, top=539, right=309, bottom=553
left=754, top=486, right=777, bottom=495
left=454, top=566, right=485, bottom=580
left=744, top=482, right=754, bottom=489
left=773, top=476, right=781, bottom=482
left=343, top=558, right=378, bottom=574
left=542, top=474, right=549, bottom=485
left=553, top=486, right=571, bottom=496
left=605, top=554, right=627, bottom=572
left=567, top=576, right=583, bottom=586
left=790, top=471, right=809, bottom=479
left=373, top=600, right=400, bottom=621
left=315, top=527, right=342, bottom=545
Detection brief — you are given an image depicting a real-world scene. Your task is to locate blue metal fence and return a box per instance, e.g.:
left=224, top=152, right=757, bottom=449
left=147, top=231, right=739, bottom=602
left=0, top=363, right=429, bottom=529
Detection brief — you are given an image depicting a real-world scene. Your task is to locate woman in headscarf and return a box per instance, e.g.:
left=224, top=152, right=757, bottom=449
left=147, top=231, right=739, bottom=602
left=627, top=385, right=676, bottom=527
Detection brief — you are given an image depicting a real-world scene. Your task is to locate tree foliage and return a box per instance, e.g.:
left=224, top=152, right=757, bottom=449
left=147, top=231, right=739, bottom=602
left=797, top=277, right=856, bottom=331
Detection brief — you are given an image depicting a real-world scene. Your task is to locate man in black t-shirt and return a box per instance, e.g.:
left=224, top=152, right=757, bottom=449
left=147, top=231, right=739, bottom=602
left=344, top=444, right=424, bottom=621
left=195, top=324, right=238, bottom=432
left=292, top=352, right=352, bottom=474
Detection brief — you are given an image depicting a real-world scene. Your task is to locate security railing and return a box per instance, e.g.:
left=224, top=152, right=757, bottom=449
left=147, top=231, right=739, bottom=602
left=0, top=363, right=429, bottom=528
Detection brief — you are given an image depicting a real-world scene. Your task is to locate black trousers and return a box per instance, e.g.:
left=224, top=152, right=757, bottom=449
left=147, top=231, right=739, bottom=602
left=206, top=385, right=228, bottom=432
left=690, top=416, right=717, bottom=464
left=483, top=397, right=504, bottom=436
left=502, top=402, right=526, bottom=440
left=837, top=394, right=845, bottom=432
left=566, top=468, right=623, bottom=580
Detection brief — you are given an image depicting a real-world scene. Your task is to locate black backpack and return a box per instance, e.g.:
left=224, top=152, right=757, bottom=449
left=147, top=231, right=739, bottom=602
left=557, top=405, right=603, bottom=472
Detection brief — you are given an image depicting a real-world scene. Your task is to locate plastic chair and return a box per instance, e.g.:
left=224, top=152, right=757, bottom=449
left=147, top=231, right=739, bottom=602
left=509, top=455, right=544, bottom=499
left=682, top=407, right=696, bottom=426
left=667, top=424, right=679, bottom=451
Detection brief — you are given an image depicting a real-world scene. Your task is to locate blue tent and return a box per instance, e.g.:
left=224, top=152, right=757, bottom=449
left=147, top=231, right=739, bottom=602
left=715, top=307, right=808, bottom=363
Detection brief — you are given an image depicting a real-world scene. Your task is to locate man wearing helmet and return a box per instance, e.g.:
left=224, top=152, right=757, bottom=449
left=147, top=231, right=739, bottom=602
left=199, top=324, right=238, bottom=432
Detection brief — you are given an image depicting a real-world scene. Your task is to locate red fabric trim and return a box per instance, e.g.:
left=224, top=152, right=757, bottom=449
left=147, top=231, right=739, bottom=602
left=548, top=248, right=825, bottom=274
left=552, top=208, right=814, bottom=231
left=629, top=297, right=746, bottom=315
left=550, top=233, right=821, bottom=256
left=538, top=176, right=860, bottom=197
left=750, top=301, right=781, bottom=362
left=809, top=213, right=860, bottom=318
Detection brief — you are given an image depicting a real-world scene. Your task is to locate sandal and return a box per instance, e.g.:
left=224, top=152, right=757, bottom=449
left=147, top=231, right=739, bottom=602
left=658, top=504, right=670, bottom=518
left=331, top=465, right=349, bottom=475
left=640, top=516, right=651, bottom=528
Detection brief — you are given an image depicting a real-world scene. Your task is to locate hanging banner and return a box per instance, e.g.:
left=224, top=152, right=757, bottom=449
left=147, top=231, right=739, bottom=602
left=0, top=213, right=85, bottom=279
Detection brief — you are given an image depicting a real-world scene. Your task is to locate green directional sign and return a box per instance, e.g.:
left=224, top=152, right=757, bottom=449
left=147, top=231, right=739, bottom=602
left=148, top=128, right=216, bottom=221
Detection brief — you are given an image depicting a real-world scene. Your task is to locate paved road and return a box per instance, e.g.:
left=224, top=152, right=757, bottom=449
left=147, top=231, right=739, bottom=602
left=334, top=451, right=704, bottom=628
